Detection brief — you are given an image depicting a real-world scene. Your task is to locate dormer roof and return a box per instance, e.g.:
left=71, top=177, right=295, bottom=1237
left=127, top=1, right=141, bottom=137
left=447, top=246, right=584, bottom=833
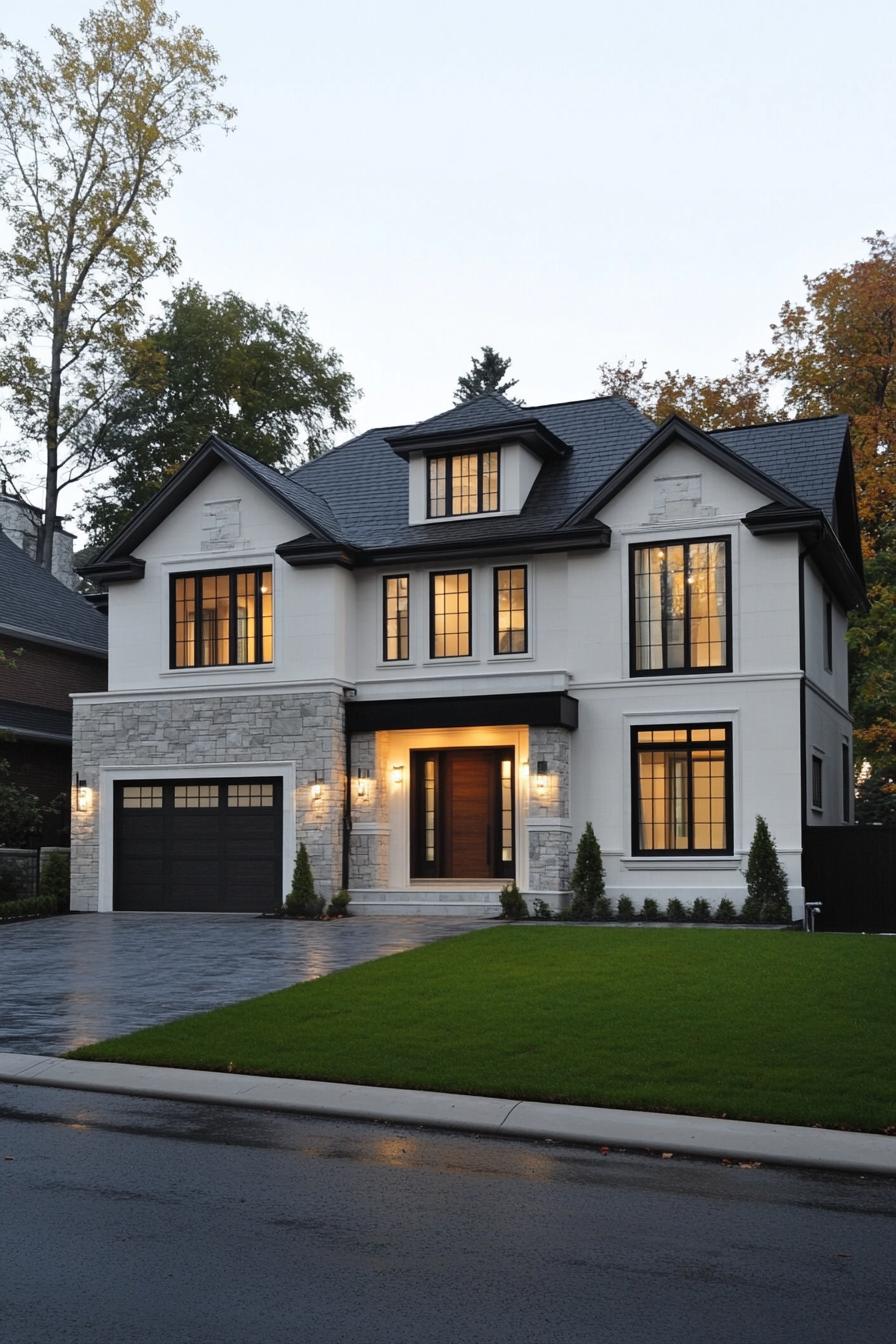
left=385, top=391, right=572, bottom=461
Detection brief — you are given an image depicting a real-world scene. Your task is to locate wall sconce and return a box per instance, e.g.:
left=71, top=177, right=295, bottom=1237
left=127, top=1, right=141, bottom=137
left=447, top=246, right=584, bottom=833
left=535, top=760, right=548, bottom=795
left=391, top=763, right=404, bottom=786
left=311, top=771, right=323, bottom=801
left=74, top=773, right=89, bottom=811
left=356, top=768, right=370, bottom=799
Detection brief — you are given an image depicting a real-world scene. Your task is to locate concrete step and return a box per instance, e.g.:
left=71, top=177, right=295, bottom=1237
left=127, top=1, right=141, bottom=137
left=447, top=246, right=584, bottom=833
left=350, top=889, right=502, bottom=917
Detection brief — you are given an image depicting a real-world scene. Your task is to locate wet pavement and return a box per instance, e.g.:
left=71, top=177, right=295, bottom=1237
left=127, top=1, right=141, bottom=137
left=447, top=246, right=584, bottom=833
left=0, top=913, right=487, bottom=1056
left=2, top=1083, right=895, bottom=1344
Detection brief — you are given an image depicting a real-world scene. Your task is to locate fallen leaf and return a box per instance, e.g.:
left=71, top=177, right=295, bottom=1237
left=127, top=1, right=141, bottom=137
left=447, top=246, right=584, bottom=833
left=738, top=1161, right=762, bottom=1169
left=599, top=1146, right=609, bottom=1155
left=661, top=1152, right=674, bottom=1159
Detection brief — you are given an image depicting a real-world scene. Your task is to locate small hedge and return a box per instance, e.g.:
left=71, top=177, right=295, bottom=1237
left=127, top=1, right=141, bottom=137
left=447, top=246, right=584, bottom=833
left=0, top=892, right=58, bottom=922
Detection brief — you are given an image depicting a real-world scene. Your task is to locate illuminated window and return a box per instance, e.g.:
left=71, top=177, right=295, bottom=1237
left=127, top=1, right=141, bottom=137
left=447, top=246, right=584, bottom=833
left=632, top=725, right=731, bottom=854
left=424, top=759, right=436, bottom=863
left=430, top=571, right=471, bottom=658
left=630, top=539, right=729, bottom=674
left=494, top=566, right=527, bottom=654
left=227, top=783, right=275, bottom=808
left=427, top=450, right=500, bottom=518
left=383, top=575, right=410, bottom=662
left=500, top=758, right=514, bottom=862
left=120, top=785, right=162, bottom=809
left=173, top=784, right=219, bottom=808
left=171, top=567, right=272, bottom=668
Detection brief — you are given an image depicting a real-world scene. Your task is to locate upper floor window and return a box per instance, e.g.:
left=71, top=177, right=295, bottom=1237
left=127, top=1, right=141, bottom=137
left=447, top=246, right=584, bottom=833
left=383, top=574, right=410, bottom=662
left=171, top=566, right=273, bottom=669
left=494, top=566, right=528, bottom=654
left=632, top=724, right=732, bottom=855
left=811, top=754, right=823, bottom=812
left=630, top=538, right=730, bottom=675
left=430, top=570, right=471, bottom=657
left=427, top=450, right=499, bottom=518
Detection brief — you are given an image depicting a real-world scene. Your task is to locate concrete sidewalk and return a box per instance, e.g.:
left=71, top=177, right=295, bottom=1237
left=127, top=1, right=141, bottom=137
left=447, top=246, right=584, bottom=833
left=2, top=1051, right=894, bottom=1176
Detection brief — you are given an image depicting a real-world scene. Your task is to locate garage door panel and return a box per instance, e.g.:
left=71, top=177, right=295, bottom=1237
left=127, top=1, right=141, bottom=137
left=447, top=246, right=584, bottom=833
left=114, top=778, right=283, bottom=912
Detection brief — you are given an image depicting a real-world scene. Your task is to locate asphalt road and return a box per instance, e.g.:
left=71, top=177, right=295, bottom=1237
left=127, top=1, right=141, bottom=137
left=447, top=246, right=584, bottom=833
left=2, top=1084, right=894, bottom=1344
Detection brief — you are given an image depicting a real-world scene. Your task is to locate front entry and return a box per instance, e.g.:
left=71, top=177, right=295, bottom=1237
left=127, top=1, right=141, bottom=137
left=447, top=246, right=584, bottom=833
left=410, top=748, right=515, bottom=880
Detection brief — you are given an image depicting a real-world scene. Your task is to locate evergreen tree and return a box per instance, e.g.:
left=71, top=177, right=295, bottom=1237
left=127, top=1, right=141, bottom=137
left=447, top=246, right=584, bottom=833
left=285, top=843, right=323, bottom=917
left=742, top=816, right=792, bottom=923
left=454, top=346, right=520, bottom=404
left=568, top=822, right=607, bottom=919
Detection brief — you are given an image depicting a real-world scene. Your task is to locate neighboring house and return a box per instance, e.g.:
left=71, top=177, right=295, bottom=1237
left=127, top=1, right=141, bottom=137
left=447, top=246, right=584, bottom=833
left=73, top=392, right=864, bottom=917
left=0, top=512, right=108, bottom=846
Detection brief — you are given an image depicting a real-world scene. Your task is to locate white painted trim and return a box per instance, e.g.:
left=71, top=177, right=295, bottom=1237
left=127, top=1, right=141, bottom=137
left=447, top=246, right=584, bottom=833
left=570, top=671, right=802, bottom=691
left=525, top=818, right=572, bottom=831
left=97, top=760, right=297, bottom=913
left=621, top=858, right=744, bottom=871
left=72, top=679, right=351, bottom=705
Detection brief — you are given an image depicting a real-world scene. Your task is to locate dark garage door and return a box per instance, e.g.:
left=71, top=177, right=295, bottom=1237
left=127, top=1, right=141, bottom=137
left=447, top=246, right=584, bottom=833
left=114, top=778, right=283, bottom=912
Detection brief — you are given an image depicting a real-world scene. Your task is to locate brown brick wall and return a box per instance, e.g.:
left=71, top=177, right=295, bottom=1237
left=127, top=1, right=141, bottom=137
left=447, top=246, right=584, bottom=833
left=0, top=738, right=71, bottom=844
left=0, top=637, right=106, bottom=711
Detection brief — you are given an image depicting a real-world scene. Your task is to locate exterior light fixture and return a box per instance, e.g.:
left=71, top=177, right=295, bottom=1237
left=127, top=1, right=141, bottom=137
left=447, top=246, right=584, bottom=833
left=311, top=771, right=323, bottom=801
left=74, top=773, right=89, bottom=811
left=356, top=768, right=370, bottom=799
left=391, top=763, right=404, bottom=785
left=535, top=760, right=548, bottom=794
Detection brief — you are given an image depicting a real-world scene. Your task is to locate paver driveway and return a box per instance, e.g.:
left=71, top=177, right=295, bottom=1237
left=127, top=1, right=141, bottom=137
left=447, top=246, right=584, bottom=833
left=0, top=913, right=486, bottom=1056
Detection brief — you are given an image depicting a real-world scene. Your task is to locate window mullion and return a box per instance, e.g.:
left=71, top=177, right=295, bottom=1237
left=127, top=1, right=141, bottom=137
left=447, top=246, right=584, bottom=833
left=687, top=737, right=695, bottom=852
left=193, top=573, right=202, bottom=668
left=228, top=571, right=237, bottom=667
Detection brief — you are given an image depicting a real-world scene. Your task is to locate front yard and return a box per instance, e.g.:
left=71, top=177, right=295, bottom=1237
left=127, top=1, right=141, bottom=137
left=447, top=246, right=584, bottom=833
left=69, top=927, right=896, bottom=1133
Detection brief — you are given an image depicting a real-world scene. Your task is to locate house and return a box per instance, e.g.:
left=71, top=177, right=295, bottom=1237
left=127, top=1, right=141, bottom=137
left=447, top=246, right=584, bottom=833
left=72, top=392, right=864, bottom=917
left=0, top=501, right=108, bottom=846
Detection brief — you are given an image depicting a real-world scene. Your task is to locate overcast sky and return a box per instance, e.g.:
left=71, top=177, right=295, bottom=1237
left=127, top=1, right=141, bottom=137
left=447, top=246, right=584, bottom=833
left=12, top=0, right=896, bottom=461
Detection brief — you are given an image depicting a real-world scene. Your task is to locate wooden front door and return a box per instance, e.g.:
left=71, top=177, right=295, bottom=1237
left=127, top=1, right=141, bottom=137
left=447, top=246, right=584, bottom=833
left=411, top=748, right=515, bottom=880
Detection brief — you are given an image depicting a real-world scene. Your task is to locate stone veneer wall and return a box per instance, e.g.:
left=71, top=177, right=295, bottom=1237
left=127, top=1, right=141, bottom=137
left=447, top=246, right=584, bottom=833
left=71, top=690, right=345, bottom=911
left=347, top=730, right=390, bottom=888
left=527, top=725, right=572, bottom=900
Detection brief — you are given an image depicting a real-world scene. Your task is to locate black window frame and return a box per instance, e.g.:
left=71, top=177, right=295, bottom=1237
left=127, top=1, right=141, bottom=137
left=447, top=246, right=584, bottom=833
left=382, top=573, right=410, bottom=663
left=429, top=569, right=473, bottom=659
left=630, top=722, right=734, bottom=856
left=824, top=595, right=833, bottom=673
left=426, top=449, right=500, bottom=519
left=629, top=536, right=732, bottom=677
left=493, top=565, right=529, bottom=656
left=169, top=565, right=273, bottom=670
left=811, top=754, right=824, bottom=812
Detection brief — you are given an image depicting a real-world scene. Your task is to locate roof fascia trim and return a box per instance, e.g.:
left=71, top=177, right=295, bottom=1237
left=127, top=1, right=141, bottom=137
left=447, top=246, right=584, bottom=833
left=76, top=556, right=146, bottom=584
left=0, top=621, right=107, bottom=658
left=277, top=524, right=611, bottom=569
left=743, top=505, right=867, bottom=611
left=564, top=416, right=806, bottom=525
left=387, top=419, right=571, bottom=461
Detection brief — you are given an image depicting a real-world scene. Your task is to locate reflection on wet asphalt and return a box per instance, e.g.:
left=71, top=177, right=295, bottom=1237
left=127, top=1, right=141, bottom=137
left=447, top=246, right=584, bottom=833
left=0, top=912, right=486, bottom=1054
left=2, top=1084, right=895, bottom=1344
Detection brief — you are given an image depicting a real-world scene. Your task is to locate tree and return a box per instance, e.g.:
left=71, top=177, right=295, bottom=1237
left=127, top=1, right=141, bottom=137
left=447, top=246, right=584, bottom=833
left=568, top=821, right=608, bottom=919
left=0, top=0, right=235, bottom=569
left=80, top=283, right=358, bottom=548
left=742, top=816, right=791, bottom=923
left=285, top=843, right=323, bottom=917
left=0, top=759, right=57, bottom=848
left=596, top=355, right=771, bottom=429
left=454, top=346, right=520, bottom=405
left=847, top=533, right=896, bottom=814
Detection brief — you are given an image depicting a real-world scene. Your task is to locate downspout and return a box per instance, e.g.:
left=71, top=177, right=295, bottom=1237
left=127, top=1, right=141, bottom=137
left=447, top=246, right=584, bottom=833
left=342, top=708, right=352, bottom=892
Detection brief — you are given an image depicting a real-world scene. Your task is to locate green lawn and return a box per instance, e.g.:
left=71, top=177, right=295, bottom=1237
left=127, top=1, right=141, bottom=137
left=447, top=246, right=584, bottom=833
left=69, top=928, right=896, bottom=1133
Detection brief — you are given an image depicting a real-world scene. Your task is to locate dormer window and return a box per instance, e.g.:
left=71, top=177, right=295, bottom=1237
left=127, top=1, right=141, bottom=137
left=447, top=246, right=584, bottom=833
left=427, top=450, right=499, bottom=518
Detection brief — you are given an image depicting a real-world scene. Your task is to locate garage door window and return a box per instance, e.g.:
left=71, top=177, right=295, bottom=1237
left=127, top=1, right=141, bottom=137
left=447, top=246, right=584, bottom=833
left=121, top=785, right=162, bottom=808
left=228, top=783, right=275, bottom=807
left=173, top=784, right=219, bottom=808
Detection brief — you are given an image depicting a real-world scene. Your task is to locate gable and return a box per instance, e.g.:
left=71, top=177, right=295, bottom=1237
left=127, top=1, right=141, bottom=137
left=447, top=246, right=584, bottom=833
left=134, top=460, right=311, bottom=561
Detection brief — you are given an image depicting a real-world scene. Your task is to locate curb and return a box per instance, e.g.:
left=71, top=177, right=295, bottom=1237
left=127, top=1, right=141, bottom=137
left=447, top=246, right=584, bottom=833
left=1, top=1052, right=894, bottom=1176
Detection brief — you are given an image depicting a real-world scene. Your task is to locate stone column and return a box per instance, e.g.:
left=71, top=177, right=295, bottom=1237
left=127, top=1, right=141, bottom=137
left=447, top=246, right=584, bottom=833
left=348, top=730, right=390, bottom=888
left=527, top=725, right=572, bottom=902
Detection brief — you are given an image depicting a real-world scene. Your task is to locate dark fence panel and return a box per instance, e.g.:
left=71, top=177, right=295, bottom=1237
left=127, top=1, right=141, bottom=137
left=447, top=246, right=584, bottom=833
left=802, top=827, right=896, bottom=933
left=0, top=849, right=40, bottom=903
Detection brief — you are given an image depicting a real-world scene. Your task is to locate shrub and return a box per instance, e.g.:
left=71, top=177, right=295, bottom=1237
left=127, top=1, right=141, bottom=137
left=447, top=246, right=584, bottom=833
left=0, top=892, right=57, bottom=922
left=616, top=894, right=636, bottom=921
left=642, top=897, right=661, bottom=922
left=499, top=882, right=529, bottom=920
left=531, top=898, right=553, bottom=920
left=742, top=816, right=792, bottom=923
left=40, top=851, right=70, bottom=913
left=691, top=897, right=712, bottom=923
left=285, top=844, right=324, bottom=917
left=667, top=897, right=687, bottom=922
left=327, top=889, right=352, bottom=918
left=715, top=897, right=738, bottom=923
left=568, top=822, right=606, bottom=919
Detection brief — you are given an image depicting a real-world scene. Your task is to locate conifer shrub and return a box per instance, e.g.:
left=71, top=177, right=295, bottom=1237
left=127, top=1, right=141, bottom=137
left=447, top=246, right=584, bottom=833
left=715, top=897, right=738, bottom=923
left=327, top=889, right=352, bottom=917
left=642, top=897, right=661, bottom=922
left=691, top=897, right=712, bottom=923
left=531, top=898, right=553, bottom=920
left=742, top=816, right=792, bottom=923
left=666, top=897, right=687, bottom=922
left=568, top=822, right=606, bottom=919
left=285, top=844, right=324, bottom=917
left=616, top=894, right=636, bottom=921
left=499, top=881, right=529, bottom=920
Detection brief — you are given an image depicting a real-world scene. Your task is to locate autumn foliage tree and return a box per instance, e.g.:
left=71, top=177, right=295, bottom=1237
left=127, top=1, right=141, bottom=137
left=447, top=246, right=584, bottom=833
left=0, top=0, right=235, bottom=568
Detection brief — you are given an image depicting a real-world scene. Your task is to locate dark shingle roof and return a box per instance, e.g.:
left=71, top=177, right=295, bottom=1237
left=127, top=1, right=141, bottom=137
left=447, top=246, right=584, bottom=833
left=0, top=530, right=107, bottom=655
left=210, top=437, right=345, bottom=540
left=0, top=697, right=72, bottom=741
left=290, top=395, right=851, bottom=552
left=714, top=416, right=849, bottom=522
